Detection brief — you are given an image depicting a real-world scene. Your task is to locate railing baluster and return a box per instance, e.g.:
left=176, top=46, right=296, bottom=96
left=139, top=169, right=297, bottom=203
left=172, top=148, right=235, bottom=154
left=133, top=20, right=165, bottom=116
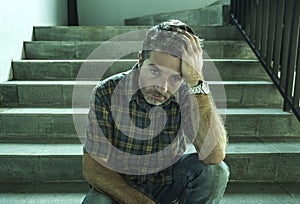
left=237, top=0, right=241, bottom=24
left=230, top=0, right=300, bottom=121
left=242, top=0, right=248, bottom=30
left=250, top=0, right=257, bottom=43
left=294, top=42, right=300, bottom=111
left=266, top=2, right=277, bottom=69
left=284, top=0, right=300, bottom=112
left=280, top=0, right=294, bottom=91
left=231, top=0, right=236, bottom=19
left=255, top=0, right=263, bottom=51
left=261, top=0, right=270, bottom=59
left=273, top=0, right=285, bottom=80
left=240, top=0, right=244, bottom=25
left=244, top=0, right=251, bottom=35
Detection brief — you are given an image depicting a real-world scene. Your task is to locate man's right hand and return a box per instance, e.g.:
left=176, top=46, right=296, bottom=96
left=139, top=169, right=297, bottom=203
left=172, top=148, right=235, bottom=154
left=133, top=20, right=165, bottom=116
left=83, top=152, right=155, bottom=204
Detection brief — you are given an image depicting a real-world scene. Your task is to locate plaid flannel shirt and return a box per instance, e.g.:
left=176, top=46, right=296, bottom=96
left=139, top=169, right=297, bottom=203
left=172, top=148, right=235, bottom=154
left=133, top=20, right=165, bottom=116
left=84, top=64, right=196, bottom=185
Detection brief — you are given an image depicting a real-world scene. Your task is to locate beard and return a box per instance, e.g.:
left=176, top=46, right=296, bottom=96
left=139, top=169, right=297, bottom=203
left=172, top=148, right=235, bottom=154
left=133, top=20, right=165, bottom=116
left=140, top=87, right=172, bottom=106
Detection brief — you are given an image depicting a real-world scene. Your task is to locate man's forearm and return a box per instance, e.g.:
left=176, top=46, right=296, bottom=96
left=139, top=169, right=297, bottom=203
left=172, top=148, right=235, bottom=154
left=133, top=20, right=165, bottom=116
left=192, top=94, right=227, bottom=164
left=83, top=152, right=154, bottom=204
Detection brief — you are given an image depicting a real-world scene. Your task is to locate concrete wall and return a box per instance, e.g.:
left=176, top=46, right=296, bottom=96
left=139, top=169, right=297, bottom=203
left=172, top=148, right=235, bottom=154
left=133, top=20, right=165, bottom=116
left=77, top=0, right=218, bottom=26
left=0, top=0, right=68, bottom=82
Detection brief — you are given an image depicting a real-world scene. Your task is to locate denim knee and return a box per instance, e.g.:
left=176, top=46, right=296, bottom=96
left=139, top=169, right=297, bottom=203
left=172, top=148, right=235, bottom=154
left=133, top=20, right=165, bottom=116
left=178, top=158, right=230, bottom=204
left=215, top=161, right=230, bottom=180
left=202, top=161, right=230, bottom=200
left=207, top=161, right=230, bottom=185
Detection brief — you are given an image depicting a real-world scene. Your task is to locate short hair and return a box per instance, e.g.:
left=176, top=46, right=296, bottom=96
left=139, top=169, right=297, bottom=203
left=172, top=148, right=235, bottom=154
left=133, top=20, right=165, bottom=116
left=141, top=19, right=203, bottom=62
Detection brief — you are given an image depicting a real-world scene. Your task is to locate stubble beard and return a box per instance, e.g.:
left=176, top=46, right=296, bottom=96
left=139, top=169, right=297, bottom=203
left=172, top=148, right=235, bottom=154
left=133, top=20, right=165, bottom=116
left=140, top=87, right=171, bottom=106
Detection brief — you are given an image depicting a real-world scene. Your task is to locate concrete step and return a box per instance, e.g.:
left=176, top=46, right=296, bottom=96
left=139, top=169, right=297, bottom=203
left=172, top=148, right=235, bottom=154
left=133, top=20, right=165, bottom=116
left=0, top=141, right=299, bottom=183
left=12, top=59, right=270, bottom=81
left=0, top=182, right=299, bottom=204
left=33, top=25, right=243, bottom=41
left=0, top=108, right=299, bottom=142
left=221, top=182, right=300, bottom=204
left=0, top=192, right=86, bottom=204
left=124, top=4, right=230, bottom=26
left=0, top=81, right=283, bottom=108
left=0, top=182, right=88, bottom=204
left=24, top=41, right=256, bottom=60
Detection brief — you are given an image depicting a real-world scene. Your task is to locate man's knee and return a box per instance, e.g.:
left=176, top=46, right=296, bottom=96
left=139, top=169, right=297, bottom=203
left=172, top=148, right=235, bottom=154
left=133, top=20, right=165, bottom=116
left=207, top=161, right=230, bottom=186
left=215, top=161, right=230, bottom=178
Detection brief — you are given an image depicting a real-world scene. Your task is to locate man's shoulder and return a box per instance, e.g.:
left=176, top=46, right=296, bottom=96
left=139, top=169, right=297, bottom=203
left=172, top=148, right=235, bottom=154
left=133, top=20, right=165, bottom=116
left=95, top=69, right=132, bottom=93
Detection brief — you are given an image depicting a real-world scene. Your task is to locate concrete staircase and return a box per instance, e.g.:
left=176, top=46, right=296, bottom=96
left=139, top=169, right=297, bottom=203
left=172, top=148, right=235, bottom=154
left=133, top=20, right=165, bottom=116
left=1, top=4, right=300, bottom=204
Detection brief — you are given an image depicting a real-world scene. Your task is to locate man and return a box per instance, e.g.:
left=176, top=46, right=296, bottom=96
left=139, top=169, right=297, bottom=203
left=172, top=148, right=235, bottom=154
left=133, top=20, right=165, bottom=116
left=82, top=20, right=229, bottom=204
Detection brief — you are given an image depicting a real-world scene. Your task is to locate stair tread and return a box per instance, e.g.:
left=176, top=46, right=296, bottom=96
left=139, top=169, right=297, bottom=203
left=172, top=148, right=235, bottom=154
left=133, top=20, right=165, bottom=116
left=12, top=59, right=268, bottom=82
left=1, top=80, right=273, bottom=85
left=13, top=59, right=259, bottom=62
left=13, top=59, right=139, bottom=63
left=34, top=25, right=237, bottom=29
left=0, top=141, right=299, bottom=156
left=0, top=193, right=86, bottom=204
left=0, top=182, right=299, bottom=204
left=35, top=25, right=150, bottom=29
left=0, top=143, right=83, bottom=156
left=124, top=4, right=230, bottom=26
left=0, top=108, right=291, bottom=115
left=25, top=40, right=248, bottom=43
left=33, top=25, right=242, bottom=41
left=24, top=40, right=256, bottom=60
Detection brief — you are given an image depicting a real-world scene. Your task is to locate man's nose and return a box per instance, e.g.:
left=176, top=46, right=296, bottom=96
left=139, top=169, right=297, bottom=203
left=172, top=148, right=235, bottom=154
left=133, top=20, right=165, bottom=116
left=157, top=78, right=168, bottom=93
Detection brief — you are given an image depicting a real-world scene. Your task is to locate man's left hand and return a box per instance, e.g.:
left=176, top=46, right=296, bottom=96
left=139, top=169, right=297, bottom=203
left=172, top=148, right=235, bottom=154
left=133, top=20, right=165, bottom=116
left=180, top=31, right=204, bottom=87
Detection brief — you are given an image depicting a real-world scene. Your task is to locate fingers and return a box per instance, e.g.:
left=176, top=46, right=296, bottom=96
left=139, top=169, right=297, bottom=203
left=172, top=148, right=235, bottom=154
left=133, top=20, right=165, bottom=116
left=179, top=30, right=204, bottom=85
left=181, top=30, right=202, bottom=54
left=180, top=30, right=203, bottom=68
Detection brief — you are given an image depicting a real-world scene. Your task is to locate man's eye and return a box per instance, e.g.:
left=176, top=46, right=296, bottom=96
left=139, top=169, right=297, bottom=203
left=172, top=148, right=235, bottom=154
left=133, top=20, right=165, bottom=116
left=171, top=75, right=182, bottom=83
left=150, top=68, right=160, bottom=76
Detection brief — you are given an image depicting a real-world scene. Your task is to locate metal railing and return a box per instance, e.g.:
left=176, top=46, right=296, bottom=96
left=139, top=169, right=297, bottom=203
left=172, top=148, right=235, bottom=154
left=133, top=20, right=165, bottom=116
left=230, top=0, right=300, bottom=122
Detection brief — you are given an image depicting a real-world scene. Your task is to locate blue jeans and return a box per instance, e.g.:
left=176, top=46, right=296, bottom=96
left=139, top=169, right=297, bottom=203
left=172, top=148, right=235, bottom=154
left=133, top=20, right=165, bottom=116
left=82, top=153, right=230, bottom=204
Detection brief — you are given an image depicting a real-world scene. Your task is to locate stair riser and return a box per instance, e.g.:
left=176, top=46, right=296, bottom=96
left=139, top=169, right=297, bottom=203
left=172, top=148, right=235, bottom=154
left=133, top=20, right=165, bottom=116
left=34, top=26, right=243, bottom=41
left=0, top=114, right=80, bottom=139
left=0, top=153, right=298, bottom=183
left=24, top=41, right=256, bottom=60
left=1, top=113, right=299, bottom=140
left=0, top=156, right=83, bottom=183
left=124, top=5, right=230, bottom=26
left=0, top=84, right=283, bottom=108
left=12, top=61, right=269, bottom=81
left=225, top=153, right=300, bottom=182
left=225, top=114, right=300, bottom=137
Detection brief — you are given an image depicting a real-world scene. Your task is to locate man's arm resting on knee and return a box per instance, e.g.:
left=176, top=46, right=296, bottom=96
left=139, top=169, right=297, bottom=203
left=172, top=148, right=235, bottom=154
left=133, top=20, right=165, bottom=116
left=193, top=94, right=227, bottom=165
left=179, top=32, right=227, bottom=165
left=83, top=152, right=155, bottom=204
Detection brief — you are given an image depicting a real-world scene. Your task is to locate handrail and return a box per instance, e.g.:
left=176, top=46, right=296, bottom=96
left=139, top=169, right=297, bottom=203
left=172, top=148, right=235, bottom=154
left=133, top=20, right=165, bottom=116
left=230, top=0, right=300, bottom=122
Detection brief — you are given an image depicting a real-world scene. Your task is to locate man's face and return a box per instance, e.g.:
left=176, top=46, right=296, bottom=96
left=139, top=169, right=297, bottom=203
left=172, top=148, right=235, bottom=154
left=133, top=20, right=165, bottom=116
left=139, top=51, right=183, bottom=105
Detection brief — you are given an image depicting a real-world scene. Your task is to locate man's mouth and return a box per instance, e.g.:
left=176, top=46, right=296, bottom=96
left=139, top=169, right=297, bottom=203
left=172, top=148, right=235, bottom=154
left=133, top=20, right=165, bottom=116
left=148, top=90, right=167, bottom=101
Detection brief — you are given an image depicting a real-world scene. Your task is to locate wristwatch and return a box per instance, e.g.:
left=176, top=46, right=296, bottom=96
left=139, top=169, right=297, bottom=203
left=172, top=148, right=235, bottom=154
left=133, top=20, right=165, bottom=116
left=188, top=80, right=210, bottom=95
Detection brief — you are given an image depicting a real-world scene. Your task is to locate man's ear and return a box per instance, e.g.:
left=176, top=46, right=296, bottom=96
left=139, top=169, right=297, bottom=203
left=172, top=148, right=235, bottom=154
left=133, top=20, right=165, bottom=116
left=138, top=51, right=143, bottom=65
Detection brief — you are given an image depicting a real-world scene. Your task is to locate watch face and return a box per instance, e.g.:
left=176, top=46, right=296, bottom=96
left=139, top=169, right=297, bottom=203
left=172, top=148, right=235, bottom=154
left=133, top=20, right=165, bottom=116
left=202, top=81, right=210, bottom=94
left=188, top=81, right=210, bottom=95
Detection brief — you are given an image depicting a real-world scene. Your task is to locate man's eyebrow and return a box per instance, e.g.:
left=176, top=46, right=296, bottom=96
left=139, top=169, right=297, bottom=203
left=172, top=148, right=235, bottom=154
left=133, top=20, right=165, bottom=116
left=147, top=64, right=162, bottom=70
left=147, top=63, right=182, bottom=76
